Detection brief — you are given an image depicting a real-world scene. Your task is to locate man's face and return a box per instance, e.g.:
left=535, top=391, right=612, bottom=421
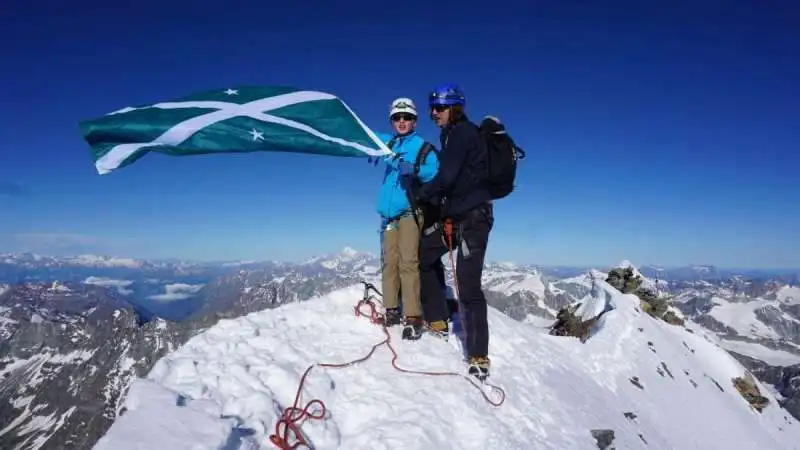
left=431, top=105, right=451, bottom=128
left=391, top=113, right=416, bottom=135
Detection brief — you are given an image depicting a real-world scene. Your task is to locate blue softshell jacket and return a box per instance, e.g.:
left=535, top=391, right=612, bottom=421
left=375, top=131, right=439, bottom=220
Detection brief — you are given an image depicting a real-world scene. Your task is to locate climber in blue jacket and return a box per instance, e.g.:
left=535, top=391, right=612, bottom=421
left=372, top=97, right=439, bottom=341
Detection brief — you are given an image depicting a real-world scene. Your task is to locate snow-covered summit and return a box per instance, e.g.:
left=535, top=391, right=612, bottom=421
left=97, top=277, right=799, bottom=449
left=339, top=246, right=360, bottom=259
left=611, top=259, right=668, bottom=294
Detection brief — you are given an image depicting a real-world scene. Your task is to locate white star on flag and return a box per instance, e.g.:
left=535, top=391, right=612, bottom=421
left=224, top=88, right=239, bottom=95
left=250, top=129, right=265, bottom=141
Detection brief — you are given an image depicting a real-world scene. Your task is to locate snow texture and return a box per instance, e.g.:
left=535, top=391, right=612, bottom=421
left=575, top=270, right=611, bottom=322
left=719, top=339, right=800, bottom=366
left=709, top=296, right=785, bottom=340
left=93, top=379, right=234, bottom=450
left=97, top=280, right=800, bottom=450
left=777, top=285, right=800, bottom=304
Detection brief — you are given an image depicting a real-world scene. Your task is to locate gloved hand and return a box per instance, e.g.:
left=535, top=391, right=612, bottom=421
left=383, top=153, right=405, bottom=169
left=368, top=154, right=404, bottom=168
left=398, top=161, right=413, bottom=176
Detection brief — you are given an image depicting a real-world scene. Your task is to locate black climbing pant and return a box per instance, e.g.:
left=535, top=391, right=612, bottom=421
left=419, top=202, right=494, bottom=358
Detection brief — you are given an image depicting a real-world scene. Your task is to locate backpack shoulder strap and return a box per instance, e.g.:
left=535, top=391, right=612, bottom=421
left=413, top=142, right=438, bottom=176
left=403, top=141, right=438, bottom=230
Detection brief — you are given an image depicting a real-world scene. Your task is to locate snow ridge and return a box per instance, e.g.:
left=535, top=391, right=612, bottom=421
left=96, top=278, right=800, bottom=450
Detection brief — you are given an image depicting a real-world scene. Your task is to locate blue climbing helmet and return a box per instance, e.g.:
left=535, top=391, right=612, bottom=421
left=428, top=83, right=466, bottom=107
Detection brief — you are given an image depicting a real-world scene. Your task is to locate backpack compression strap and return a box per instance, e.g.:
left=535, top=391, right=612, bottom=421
left=405, top=142, right=438, bottom=229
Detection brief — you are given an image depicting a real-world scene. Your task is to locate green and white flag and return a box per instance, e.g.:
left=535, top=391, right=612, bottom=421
left=79, top=85, right=392, bottom=175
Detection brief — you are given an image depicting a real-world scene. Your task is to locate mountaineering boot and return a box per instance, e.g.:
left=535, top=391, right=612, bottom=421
left=383, top=307, right=402, bottom=327
left=426, top=320, right=450, bottom=341
left=468, top=356, right=490, bottom=381
left=402, top=316, right=424, bottom=341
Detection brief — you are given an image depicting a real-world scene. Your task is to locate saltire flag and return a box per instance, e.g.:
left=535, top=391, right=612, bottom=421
left=78, top=85, right=393, bottom=175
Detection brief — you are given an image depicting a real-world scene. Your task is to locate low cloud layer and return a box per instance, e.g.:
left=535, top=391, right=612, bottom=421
left=148, top=283, right=204, bottom=302
left=82, top=276, right=134, bottom=295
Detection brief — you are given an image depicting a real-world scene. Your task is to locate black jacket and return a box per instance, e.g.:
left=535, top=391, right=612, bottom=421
left=417, top=116, right=491, bottom=219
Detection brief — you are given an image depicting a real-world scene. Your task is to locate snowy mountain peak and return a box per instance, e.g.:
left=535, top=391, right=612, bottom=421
left=495, top=261, right=519, bottom=271
left=300, top=247, right=377, bottom=272
left=611, top=260, right=667, bottom=293
left=777, top=285, right=800, bottom=305
left=588, top=268, right=606, bottom=279
left=98, top=279, right=800, bottom=449
left=1, top=252, right=145, bottom=268
left=71, top=254, right=142, bottom=268
left=616, top=259, right=646, bottom=278
left=690, top=264, right=717, bottom=273
left=340, top=246, right=360, bottom=259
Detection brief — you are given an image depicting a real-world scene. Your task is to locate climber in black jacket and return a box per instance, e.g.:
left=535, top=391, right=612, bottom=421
left=416, top=83, right=494, bottom=381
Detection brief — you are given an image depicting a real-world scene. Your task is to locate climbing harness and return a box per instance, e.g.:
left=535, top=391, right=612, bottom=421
left=268, top=281, right=506, bottom=449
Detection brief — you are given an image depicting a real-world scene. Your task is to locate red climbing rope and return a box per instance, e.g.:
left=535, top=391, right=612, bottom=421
left=268, top=283, right=506, bottom=449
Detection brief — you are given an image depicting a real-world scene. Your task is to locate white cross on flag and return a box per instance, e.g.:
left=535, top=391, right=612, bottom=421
left=79, top=86, right=392, bottom=175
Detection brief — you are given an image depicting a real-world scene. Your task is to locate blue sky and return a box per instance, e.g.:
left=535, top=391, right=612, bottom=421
left=1, top=0, right=798, bottom=269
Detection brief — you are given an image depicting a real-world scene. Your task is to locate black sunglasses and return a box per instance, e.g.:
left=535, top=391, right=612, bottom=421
left=391, top=113, right=416, bottom=122
left=430, top=105, right=450, bottom=112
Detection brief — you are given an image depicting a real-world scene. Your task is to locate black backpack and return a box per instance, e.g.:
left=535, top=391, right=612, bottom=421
left=479, top=116, right=526, bottom=200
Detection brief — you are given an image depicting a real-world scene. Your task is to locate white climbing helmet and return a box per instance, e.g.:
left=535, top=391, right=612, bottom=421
left=389, top=97, right=417, bottom=118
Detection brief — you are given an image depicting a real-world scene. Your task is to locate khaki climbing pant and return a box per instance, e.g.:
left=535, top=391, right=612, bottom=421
left=381, top=213, right=423, bottom=318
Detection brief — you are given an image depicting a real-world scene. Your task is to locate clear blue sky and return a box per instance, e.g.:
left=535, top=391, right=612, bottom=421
left=1, top=0, right=798, bottom=269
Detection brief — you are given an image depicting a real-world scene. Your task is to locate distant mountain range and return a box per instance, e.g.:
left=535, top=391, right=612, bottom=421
left=3, top=251, right=796, bottom=322
left=637, top=264, right=800, bottom=283
left=0, top=252, right=277, bottom=321
left=1, top=249, right=799, bottom=449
